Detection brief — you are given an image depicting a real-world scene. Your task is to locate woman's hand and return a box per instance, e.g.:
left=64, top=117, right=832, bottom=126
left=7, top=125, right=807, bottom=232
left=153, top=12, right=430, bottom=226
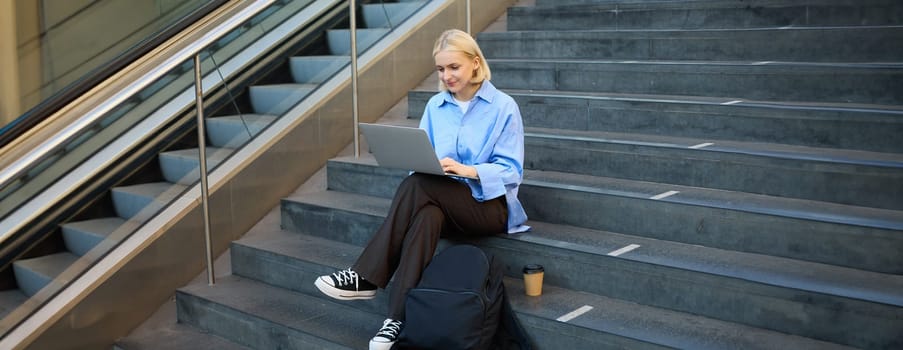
left=440, top=157, right=478, bottom=179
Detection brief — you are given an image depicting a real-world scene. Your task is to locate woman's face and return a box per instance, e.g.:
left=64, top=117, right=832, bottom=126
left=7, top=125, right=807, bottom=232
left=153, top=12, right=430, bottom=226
left=434, top=49, right=479, bottom=95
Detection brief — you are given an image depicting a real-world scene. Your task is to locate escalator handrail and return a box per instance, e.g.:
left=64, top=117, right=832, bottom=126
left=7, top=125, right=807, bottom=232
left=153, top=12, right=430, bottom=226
left=0, top=0, right=277, bottom=202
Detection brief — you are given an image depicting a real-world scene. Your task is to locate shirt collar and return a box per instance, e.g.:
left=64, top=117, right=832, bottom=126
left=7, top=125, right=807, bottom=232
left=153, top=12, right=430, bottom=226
left=440, top=80, right=497, bottom=106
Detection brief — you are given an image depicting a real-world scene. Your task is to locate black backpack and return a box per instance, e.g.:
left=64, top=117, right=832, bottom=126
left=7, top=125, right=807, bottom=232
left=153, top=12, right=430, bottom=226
left=394, top=244, right=531, bottom=350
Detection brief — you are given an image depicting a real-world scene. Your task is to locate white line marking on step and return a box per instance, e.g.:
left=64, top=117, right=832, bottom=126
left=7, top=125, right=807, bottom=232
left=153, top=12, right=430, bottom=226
left=689, top=142, right=714, bottom=149
left=608, top=244, right=641, bottom=257
left=722, top=100, right=743, bottom=105
left=650, top=190, right=680, bottom=200
left=557, top=305, right=594, bottom=322
left=752, top=61, right=774, bottom=65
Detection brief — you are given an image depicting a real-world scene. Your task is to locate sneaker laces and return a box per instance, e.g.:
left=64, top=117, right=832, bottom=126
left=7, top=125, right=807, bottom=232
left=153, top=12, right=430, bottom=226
left=331, top=268, right=360, bottom=288
left=375, top=319, right=403, bottom=341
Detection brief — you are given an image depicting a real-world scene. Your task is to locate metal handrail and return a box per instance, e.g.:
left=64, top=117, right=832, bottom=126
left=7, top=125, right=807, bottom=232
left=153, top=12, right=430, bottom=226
left=467, top=0, right=471, bottom=35
left=192, top=55, right=215, bottom=286
left=352, top=0, right=361, bottom=158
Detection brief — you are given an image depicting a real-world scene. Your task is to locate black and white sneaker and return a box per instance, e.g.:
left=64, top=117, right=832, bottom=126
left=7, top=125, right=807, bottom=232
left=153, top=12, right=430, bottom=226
left=369, top=318, right=403, bottom=350
left=314, top=268, right=377, bottom=300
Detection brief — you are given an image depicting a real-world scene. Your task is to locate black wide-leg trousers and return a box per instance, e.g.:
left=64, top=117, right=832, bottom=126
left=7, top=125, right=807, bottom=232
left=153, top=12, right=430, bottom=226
left=352, top=173, right=508, bottom=320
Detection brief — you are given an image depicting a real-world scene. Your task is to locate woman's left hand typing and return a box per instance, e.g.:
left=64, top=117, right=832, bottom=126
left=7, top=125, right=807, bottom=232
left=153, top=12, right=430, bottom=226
left=439, top=158, right=478, bottom=179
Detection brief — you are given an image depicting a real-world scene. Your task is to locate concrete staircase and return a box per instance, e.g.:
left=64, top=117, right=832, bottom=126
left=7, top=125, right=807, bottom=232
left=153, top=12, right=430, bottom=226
left=118, top=0, right=903, bottom=349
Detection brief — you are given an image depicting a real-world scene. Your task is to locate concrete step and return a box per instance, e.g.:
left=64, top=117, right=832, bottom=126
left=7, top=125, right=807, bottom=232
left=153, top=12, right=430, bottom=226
left=110, top=182, right=186, bottom=220
left=350, top=117, right=903, bottom=209
left=515, top=0, right=903, bottom=30
left=520, top=170, right=903, bottom=274
left=158, top=147, right=232, bottom=186
left=488, top=59, right=903, bottom=105
left=406, top=89, right=903, bottom=153
left=534, top=0, right=901, bottom=8
left=233, top=228, right=867, bottom=349
left=206, top=114, right=277, bottom=149
left=176, top=275, right=384, bottom=349
left=248, top=83, right=317, bottom=116
left=272, top=192, right=896, bottom=349
left=12, top=252, right=78, bottom=297
left=477, top=26, right=903, bottom=62
left=522, top=127, right=903, bottom=210
left=322, top=156, right=903, bottom=274
left=114, top=322, right=251, bottom=350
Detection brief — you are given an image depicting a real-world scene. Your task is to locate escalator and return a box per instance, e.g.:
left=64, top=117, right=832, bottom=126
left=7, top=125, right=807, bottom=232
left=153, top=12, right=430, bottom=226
left=0, top=0, right=437, bottom=347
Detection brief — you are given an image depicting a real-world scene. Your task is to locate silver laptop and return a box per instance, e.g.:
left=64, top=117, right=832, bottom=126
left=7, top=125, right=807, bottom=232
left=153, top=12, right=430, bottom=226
left=359, top=123, right=478, bottom=180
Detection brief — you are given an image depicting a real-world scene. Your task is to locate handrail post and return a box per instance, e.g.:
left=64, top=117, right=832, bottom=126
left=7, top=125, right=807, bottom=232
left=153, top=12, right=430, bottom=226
left=350, top=0, right=360, bottom=158
left=466, top=0, right=471, bottom=35
left=193, top=54, right=215, bottom=286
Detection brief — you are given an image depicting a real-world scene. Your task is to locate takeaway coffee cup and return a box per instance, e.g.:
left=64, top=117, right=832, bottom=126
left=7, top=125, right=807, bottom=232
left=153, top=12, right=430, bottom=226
left=523, top=264, right=544, bottom=296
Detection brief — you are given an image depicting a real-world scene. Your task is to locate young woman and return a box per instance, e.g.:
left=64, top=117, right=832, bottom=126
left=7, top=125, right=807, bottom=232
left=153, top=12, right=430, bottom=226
left=315, top=28, right=528, bottom=350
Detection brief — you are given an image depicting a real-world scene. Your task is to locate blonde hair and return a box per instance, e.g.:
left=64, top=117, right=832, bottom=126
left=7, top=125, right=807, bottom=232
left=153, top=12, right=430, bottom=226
left=432, top=29, right=491, bottom=91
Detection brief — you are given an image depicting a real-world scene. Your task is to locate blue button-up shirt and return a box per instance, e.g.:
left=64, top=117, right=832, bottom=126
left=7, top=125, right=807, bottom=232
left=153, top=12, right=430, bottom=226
left=419, top=80, right=529, bottom=233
